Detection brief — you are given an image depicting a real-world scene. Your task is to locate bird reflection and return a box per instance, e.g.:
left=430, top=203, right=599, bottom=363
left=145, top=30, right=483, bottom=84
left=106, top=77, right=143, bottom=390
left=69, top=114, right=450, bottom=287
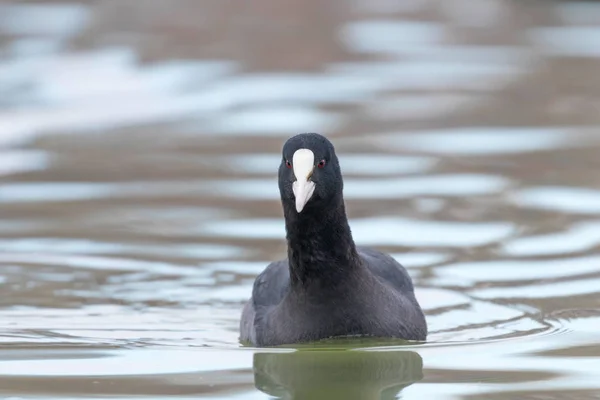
left=253, top=347, right=423, bottom=400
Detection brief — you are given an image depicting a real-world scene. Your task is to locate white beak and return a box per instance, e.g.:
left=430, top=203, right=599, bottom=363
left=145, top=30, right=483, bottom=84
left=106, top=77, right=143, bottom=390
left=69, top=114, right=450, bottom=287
left=292, top=148, right=316, bottom=213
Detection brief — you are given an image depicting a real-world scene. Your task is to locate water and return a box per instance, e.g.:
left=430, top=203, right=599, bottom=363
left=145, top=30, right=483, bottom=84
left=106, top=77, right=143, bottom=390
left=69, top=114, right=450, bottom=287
left=1, top=0, right=600, bottom=398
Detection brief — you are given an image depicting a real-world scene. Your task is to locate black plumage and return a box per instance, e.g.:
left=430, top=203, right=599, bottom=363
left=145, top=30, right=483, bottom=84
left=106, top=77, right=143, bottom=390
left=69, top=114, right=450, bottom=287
left=240, top=133, right=427, bottom=346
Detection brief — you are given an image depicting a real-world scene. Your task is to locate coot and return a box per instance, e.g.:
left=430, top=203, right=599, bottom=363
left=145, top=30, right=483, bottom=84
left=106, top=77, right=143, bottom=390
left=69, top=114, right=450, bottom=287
left=240, top=133, right=427, bottom=346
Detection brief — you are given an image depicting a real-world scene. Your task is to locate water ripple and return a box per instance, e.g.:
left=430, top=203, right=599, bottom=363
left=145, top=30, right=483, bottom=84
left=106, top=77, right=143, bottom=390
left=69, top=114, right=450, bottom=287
left=511, top=186, right=600, bottom=215
left=471, top=277, right=600, bottom=300
left=437, top=255, right=600, bottom=285
left=502, top=221, right=600, bottom=256
left=373, top=127, right=575, bottom=155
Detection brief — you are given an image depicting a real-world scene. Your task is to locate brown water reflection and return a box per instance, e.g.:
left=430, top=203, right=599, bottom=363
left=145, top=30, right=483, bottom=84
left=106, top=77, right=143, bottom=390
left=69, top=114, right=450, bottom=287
left=1, top=0, right=600, bottom=399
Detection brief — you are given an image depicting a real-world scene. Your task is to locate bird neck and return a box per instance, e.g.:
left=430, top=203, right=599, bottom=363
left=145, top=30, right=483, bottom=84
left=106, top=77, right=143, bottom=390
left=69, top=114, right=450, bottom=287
left=283, top=198, right=360, bottom=287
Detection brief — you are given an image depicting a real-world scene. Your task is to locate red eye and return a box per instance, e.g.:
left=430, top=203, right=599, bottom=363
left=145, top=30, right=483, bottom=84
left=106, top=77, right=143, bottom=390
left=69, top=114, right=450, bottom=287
left=285, top=160, right=292, bottom=169
left=318, top=159, right=326, bottom=168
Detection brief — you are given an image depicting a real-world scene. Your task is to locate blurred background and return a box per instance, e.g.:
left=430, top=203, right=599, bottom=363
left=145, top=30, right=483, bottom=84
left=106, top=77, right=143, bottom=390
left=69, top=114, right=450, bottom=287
left=1, top=0, right=600, bottom=399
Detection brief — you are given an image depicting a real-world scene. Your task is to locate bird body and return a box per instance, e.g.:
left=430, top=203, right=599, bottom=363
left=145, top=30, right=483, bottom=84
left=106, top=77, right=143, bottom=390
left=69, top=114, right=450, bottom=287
left=240, top=133, right=427, bottom=347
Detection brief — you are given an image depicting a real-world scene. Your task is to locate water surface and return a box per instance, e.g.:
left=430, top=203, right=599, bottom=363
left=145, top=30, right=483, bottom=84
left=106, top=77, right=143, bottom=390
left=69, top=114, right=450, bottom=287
left=1, top=0, right=600, bottom=398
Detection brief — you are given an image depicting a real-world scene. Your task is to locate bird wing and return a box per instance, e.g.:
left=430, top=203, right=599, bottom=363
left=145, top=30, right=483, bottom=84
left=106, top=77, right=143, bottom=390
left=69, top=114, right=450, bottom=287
left=252, top=259, right=290, bottom=310
left=240, top=259, right=290, bottom=343
left=357, top=246, right=415, bottom=294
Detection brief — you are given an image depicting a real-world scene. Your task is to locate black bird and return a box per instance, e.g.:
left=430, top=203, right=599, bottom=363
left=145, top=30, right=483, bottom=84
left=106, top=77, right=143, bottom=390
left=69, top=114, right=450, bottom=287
left=240, top=133, right=427, bottom=346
